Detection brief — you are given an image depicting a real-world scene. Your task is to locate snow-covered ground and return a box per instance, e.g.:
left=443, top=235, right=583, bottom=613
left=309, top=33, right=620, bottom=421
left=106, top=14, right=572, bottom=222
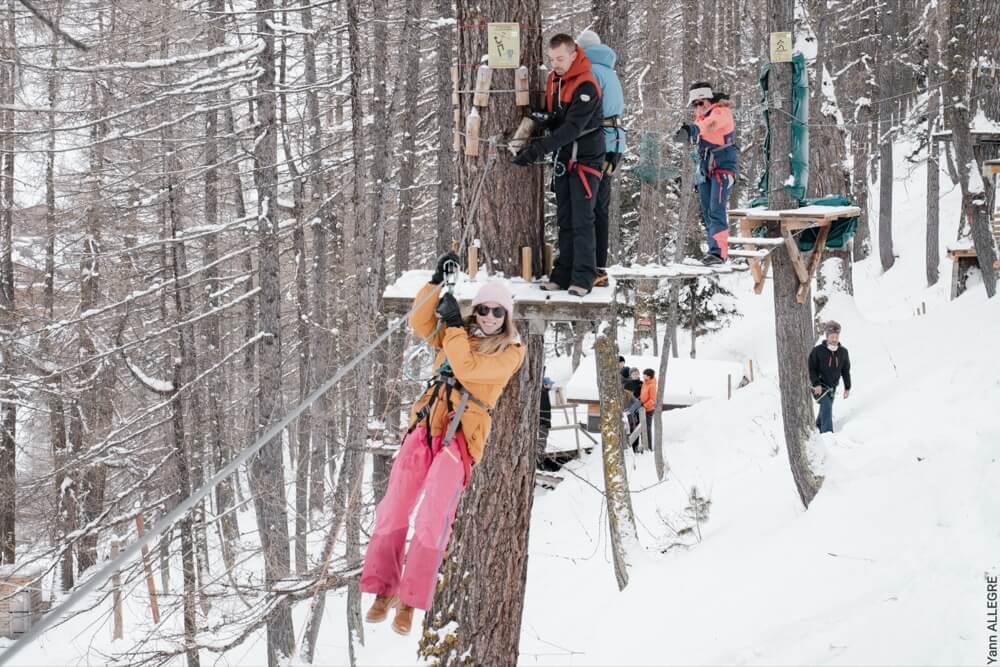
left=343, top=142, right=1000, bottom=665
left=3, top=143, right=997, bottom=666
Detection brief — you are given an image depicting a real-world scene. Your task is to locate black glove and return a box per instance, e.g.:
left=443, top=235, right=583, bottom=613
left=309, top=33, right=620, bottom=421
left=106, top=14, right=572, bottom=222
left=603, top=151, right=622, bottom=175
left=435, top=292, right=464, bottom=328
left=512, top=142, right=544, bottom=167
left=430, top=251, right=461, bottom=285
left=528, top=109, right=554, bottom=128
left=673, top=123, right=691, bottom=144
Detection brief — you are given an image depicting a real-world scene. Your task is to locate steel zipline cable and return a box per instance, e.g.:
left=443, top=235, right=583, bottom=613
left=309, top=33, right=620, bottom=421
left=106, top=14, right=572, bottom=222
left=0, top=285, right=444, bottom=667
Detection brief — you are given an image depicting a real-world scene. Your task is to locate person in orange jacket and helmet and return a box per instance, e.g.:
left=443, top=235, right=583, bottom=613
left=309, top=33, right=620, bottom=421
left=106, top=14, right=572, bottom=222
left=360, top=252, right=525, bottom=636
left=679, top=82, right=738, bottom=265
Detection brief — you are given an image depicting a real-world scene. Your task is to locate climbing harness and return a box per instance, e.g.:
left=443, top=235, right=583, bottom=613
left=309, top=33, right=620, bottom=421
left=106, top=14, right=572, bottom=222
left=408, top=372, right=492, bottom=448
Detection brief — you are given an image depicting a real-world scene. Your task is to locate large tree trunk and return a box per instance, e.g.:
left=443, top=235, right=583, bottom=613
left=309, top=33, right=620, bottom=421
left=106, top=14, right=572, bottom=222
left=420, top=2, right=544, bottom=662
left=434, top=0, right=455, bottom=256
left=250, top=1, right=296, bottom=662
left=875, top=1, right=895, bottom=271
left=925, top=7, right=941, bottom=288
left=76, top=75, right=114, bottom=573
left=343, top=0, right=376, bottom=652
left=43, top=24, right=72, bottom=584
left=942, top=0, right=998, bottom=297
left=650, top=0, right=700, bottom=481
left=595, top=322, right=638, bottom=589
left=203, top=0, right=240, bottom=571
left=301, top=0, right=331, bottom=518
left=374, top=0, right=425, bottom=503
left=768, top=0, right=823, bottom=508
left=0, top=3, right=15, bottom=564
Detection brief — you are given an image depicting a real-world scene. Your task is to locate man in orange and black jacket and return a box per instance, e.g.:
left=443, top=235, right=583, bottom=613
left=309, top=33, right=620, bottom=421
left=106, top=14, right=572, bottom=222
left=513, top=33, right=603, bottom=297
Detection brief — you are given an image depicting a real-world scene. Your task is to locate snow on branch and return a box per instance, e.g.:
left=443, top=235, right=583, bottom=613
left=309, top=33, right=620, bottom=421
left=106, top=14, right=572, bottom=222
left=122, top=354, right=175, bottom=395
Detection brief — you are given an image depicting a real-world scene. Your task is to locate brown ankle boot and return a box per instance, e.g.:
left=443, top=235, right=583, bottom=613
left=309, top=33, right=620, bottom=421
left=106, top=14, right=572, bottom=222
left=365, top=594, right=398, bottom=623
left=391, top=603, right=414, bottom=635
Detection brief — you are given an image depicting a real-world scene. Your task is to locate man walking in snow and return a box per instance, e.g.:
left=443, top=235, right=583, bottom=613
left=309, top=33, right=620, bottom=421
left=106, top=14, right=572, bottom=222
left=576, top=29, right=626, bottom=288
left=808, top=321, right=852, bottom=434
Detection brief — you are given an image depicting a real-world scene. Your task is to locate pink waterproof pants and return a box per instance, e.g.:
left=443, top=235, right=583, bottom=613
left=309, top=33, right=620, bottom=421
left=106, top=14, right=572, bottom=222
left=360, top=426, right=470, bottom=610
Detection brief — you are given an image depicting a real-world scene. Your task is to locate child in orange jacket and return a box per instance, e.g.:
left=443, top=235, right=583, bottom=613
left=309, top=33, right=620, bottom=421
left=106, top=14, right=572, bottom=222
left=639, top=369, right=657, bottom=451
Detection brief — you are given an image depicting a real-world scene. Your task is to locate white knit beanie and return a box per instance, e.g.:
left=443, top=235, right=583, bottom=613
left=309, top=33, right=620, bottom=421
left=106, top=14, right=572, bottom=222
left=471, top=281, right=515, bottom=320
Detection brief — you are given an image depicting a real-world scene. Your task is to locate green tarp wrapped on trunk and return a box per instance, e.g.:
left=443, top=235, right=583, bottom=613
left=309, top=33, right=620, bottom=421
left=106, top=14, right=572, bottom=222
left=758, top=52, right=810, bottom=202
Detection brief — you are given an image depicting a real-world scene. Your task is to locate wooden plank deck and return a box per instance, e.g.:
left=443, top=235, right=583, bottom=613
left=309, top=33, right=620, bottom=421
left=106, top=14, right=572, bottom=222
left=606, top=261, right=745, bottom=281
left=383, top=270, right=616, bottom=324
left=730, top=205, right=861, bottom=302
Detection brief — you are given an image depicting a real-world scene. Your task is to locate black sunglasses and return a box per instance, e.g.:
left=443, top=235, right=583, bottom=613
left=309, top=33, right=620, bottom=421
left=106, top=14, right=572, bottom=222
left=692, top=99, right=709, bottom=108
left=474, top=304, right=506, bottom=318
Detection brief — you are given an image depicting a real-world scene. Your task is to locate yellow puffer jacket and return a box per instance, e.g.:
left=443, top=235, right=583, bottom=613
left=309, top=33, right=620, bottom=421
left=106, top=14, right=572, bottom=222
left=407, top=282, right=525, bottom=463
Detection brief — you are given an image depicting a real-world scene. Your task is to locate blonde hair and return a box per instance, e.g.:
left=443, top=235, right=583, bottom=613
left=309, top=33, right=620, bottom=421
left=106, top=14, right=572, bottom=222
left=464, top=313, right=518, bottom=356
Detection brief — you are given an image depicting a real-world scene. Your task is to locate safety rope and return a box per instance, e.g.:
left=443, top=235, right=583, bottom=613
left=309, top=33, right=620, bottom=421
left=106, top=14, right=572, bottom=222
left=0, top=283, right=446, bottom=667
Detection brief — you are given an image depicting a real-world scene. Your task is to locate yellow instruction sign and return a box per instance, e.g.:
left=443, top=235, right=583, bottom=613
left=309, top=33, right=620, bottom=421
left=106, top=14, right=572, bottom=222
left=488, top=23, right=520, bottom=69
left=770, top=32, right=793, bottom=62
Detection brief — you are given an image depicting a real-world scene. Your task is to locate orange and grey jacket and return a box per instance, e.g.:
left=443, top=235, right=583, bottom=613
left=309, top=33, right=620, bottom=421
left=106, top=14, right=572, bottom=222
left=692, top=100, right=738, bottom=174
left=408, top=283, right=526, bottom=463
left=541, top=51, right=604, bottom=164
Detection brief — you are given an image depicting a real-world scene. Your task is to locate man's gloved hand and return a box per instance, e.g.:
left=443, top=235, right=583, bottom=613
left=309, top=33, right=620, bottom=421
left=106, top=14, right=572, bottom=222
left=430, top=251, right=461, bottom=285
left=673, top=123, right=691, bottom=144
left=527, top=109, right=554, bottom=128
left=435, top=292, right=464, bottom=328
left=512, top=142, right=544, bottom=166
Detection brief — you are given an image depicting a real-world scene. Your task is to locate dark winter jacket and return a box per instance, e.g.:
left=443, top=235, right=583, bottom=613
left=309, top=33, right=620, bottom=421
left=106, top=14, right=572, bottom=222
left=541, top=52, right=605, bottom=164
left=623, top=378, right=643, bottom=400
left=808, top=343, right=852, bottom=391
left=539, top=388, right=552, bottom=429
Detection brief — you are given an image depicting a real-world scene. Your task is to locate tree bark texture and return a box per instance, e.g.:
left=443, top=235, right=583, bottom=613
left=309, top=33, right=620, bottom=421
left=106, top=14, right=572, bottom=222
left=595, top=321, right=638, bottom=590
left=420, top=2, right=545, bottom=662
left=925, top=7, right=941, bottom=288
left=942, top=0, right=998, bottom=297
left=250, top=0, right=296, bottom=662
left=768, top=0, right=823, bottom=508
left=0, top=6, right=15, bottom=564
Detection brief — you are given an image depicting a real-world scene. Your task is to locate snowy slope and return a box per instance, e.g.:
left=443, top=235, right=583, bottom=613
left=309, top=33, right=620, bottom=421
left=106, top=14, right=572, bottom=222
left=2, top=142, right=996, bottom=666
left=346, top=141, right=999, bottom=665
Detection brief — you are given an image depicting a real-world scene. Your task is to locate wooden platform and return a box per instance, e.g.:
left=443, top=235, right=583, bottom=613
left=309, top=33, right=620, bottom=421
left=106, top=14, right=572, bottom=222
left=946, top=246, right=978, bottom=260
left=382, top=270, right=616, bottom=330
left=729, top=205, right=861, bottom=302
left=605, top=260, right=745, bottom=281
left=934, top=130, right=1000, bottom=146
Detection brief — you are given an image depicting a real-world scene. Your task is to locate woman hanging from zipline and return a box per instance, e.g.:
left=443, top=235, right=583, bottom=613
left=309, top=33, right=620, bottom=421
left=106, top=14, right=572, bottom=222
left=360, top=251, right=526, bottom=635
